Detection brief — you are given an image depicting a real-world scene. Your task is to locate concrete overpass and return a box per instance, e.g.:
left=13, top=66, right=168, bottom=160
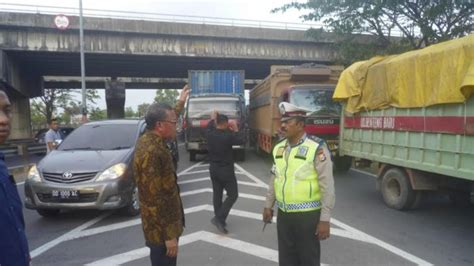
left=0, top=11, right=341, bottom=139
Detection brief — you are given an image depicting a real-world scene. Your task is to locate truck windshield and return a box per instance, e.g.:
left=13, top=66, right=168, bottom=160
left=188, top=98, right=239, bottom=118
left=290, top=89, right=341, bottom=116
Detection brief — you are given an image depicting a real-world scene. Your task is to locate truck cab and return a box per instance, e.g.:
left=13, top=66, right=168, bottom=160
left=281, top=84, right=341, bottom=152
left=185, top=94, right=246, bottom=161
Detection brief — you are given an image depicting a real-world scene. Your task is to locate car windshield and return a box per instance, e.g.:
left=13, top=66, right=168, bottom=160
left=58, top=124, right=138, bottom=151
left=290, top=88, right=341, bottom=116
left=188, top=98, right=239, bottom=118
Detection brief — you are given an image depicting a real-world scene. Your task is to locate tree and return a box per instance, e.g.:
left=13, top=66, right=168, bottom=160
left=30, top=89, right=101, bottom=126
left=125, top=107, right=137, bottom=118
left=137, top=103, right=151, bottom=118
left=273, top=0, right=473, bottom=64
left=154, top=89, right=179, bottom=106
left=89, top=107, right=107, bottom=121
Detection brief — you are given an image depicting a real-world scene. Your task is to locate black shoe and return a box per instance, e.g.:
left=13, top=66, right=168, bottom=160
left=211, top=217, right=228, bottom=234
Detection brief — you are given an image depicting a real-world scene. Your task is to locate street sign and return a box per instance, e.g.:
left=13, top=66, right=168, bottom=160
left=54, top=14, right=69, bottom=30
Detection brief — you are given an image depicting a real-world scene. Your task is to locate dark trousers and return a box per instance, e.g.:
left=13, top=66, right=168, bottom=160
left=149, top=244, right=177, bottom=266
left=209, top=163, right=239, bottom=224
left=277, top=209, right=321, bottom=266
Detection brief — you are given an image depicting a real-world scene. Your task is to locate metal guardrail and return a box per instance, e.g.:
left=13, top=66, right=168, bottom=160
left=0, top=2, right=325, bottom=31
left=1, top=142, right=46, bottom=158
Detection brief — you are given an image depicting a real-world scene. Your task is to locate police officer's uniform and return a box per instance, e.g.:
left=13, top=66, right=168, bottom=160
left=265, top=102, right=336, bottom=266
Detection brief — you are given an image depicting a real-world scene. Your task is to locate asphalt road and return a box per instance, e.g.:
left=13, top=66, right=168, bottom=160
left=11, top=144, right=474, bottom=265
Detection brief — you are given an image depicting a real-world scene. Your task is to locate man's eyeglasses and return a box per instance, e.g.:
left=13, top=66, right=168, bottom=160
left=159, top=120, right=178, bottom=125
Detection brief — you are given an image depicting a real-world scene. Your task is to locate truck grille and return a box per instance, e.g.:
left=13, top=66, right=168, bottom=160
left=36, top=193, right=99, bottom=203
left=42, top=172, right=98, bottom=184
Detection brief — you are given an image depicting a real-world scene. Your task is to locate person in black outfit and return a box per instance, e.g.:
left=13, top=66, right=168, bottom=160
left=206, top=111, right=245, bottom=234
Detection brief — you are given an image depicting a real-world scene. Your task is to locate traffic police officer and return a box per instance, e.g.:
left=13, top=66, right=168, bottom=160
left=262, top=102, right=335, bottom=266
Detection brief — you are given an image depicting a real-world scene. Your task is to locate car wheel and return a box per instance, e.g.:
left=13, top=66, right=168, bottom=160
left=334, top=156, right=352, bottom=172
left=37, top=209, right=60, bottom=217
left=122, top=186, right=140, bottom=216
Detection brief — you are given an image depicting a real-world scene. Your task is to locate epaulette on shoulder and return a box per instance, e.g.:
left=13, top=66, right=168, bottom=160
left=307, top=135, right=324, bottom=144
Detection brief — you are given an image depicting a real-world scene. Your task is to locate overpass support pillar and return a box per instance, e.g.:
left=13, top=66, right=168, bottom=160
left=7, top=91, right=32, bottom=139
left=105, top=78, right=125, bottom=119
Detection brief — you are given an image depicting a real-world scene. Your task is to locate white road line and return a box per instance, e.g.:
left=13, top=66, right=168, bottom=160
left=234, top=163, right=268, bottom=188
left=177, top=162, right=203, bottom=176
left=85, top=230, right=281, bottom=266
left=17, top=181, right=25, bottom=185
left=179, top=169, right=209, bottom=175
left=178, top=176, right=266, bottom=188
left=178, top=143, right=185, bottom=147
left=350, top=168, right=377, bottom=178
left=331, top=218, right=432, bottom=265
left=30, top=212, right=112, bottom=259
left=180, top=188, right=266, bottom=201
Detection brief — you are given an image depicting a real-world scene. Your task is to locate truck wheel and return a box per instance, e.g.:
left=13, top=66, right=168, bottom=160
left=189, top=151, right=196, bottom=162
left=381, top=168, right=416, bottom=210
left=334, top=156, right=352, bottom=172
left=121, top=186, right=140, bottom=216
left=37, top=209, right=60, bottom=218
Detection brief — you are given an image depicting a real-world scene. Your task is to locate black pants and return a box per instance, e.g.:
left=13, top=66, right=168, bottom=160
left=277, top=209, right=321, bottom=266
left=149, top=244, right=177, bottom=266
left=209, top=163, right=239, bottom=224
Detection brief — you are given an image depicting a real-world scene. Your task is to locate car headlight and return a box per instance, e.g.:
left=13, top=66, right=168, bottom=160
left=96, top=163, right=127, bottom=181
left=28, top=165, right=41, bottom=182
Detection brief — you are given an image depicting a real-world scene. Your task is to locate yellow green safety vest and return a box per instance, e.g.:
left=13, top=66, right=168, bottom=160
left=272, top=137, right=321, bottom=213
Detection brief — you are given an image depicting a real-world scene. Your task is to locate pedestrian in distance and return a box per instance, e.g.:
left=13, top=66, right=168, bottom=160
left=206, top=110, right=245, bottom=234
left=45, top=118, right=63, bottom=153
left=0, top=88, right=30, bottom=266
left=133, top=85, right=190, bottom=266
left=262, top=102, right=335, bottom=266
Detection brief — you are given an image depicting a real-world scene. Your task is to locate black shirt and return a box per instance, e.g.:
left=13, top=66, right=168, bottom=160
left=206, top=120, right=245, bottom=165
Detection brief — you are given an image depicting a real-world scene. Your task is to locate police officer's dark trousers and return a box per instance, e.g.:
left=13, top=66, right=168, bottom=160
left=209, top=162, right=238, bottom=224
left=277, top=208, right=321, bottom=266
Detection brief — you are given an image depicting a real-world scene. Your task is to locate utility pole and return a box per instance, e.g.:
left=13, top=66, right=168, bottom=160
left=79, top=0, right=87, bottom=123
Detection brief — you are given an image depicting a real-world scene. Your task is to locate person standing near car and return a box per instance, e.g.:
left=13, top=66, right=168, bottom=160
left=0, top=88, right=30, bottom=266
left=133, top=85, right=189, bottom=266
left=45, top=118, right=63, bottom=153
left=206, top=110, right=245, bottom=234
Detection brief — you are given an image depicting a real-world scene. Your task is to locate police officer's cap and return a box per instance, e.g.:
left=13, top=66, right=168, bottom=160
left=279, top=102, right=310, bottom=122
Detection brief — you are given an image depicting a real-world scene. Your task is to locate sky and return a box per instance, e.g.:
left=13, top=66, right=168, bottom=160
left=3, top=0, right=309, bottom=110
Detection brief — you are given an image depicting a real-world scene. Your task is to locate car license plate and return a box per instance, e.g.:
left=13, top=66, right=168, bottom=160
left=51, top=190, right=80, bottom=199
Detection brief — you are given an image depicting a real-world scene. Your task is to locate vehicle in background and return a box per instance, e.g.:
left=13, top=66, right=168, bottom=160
left=24, top=120, right=145, bottom=217
left=248, top=64, right=352, bottom=171
left=34, top=127, right=76, bottom=144
left=335, top=36, right=474, bottom=210
left=185, top=70, right=247, bottom=161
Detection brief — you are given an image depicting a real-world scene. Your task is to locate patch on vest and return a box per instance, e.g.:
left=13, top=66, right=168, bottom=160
left=295, top=146, right=309, bottom=160
left=275, top=147, right=285, bottom=158
left=317, top=149, right=326, bottom=162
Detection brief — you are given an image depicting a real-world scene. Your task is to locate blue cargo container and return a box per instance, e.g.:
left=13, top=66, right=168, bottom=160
left=189, top=70, right=244, bottom=95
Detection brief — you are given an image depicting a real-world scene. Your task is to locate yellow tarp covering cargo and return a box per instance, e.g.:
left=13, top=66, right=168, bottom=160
left=333, top=34, right=474, bottom=113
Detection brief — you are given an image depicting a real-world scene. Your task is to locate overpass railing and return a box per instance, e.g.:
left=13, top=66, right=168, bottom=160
left=0, top=2, right=325, bottom=31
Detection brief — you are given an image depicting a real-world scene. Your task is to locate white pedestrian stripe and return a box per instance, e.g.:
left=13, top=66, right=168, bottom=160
left=30, top=161, right=432, bottom=266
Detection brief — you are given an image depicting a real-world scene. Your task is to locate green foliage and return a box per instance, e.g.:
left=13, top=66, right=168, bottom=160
left=154, top=89, right=179, bottom=106
left=137, top=103, right=151, bottom=118
left=274, top=0, right=473, bottom=64
left=125, top=107, right=137, bottom=118
left=89, top=107, right=107, bottom=121
left=30, top=89, right=101, bottom=127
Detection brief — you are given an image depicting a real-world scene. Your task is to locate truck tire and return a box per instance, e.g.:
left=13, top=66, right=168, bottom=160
left=381, top=168, right=416, bottom=210
left=334, top=156, right=352, bottom=172
left=37, top=209, right=60, bottom=218
left=189, top=151, right=196, bottom=162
